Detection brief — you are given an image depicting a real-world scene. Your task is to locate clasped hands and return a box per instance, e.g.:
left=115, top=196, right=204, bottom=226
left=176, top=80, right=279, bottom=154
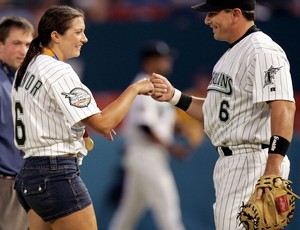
left=138, top=73, right=174, bottom=102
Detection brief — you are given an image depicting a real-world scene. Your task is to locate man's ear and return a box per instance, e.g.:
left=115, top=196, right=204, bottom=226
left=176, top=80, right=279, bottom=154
left=232, top=8, right=242, bottom=23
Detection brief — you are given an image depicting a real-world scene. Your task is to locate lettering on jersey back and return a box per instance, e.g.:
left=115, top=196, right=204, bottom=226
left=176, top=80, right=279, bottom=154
left=19, top=71, right=42, bottom=96
left=208, top=72, right=233, bottom=95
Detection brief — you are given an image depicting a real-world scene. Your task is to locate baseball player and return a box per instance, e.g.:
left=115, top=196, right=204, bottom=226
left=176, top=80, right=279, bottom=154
left=11, top=5, right=154, bottom=230
left=150, top=0, right=295, bottom=229
left=109, top=40, right=186, bottom=230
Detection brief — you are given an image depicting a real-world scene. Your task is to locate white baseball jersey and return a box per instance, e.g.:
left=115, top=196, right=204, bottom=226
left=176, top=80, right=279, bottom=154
left=203, top=31, right=294, bottom=148
left=202, top=29, right=293, bottom=230
left=11, top=54, right=100, bottom=159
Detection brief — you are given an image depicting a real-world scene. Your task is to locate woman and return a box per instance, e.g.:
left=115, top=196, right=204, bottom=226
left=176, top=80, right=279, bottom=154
left=12, top=5, right=155, bottom=230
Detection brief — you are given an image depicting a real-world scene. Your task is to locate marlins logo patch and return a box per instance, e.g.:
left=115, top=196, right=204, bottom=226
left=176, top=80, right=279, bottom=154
left=62, top=88, right=91, bottom=108
left=263, top=65, right=282, bottom=90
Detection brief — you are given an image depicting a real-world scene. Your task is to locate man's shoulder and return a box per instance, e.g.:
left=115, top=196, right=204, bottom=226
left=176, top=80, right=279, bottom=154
left=0, top=68, right=7, bottom=81
left=250, top=32, right=280, bottom=49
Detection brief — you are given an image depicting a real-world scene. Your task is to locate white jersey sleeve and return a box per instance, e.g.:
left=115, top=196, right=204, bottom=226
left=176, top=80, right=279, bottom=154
left=252, top=51, right=294, bottom=103
left=50, top=63, right=99, bottom=127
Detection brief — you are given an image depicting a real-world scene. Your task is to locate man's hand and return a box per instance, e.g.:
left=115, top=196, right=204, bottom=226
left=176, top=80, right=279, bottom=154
left=256, top=153, right=284, bottom=199
left=150, top=73, right=173, bottom=102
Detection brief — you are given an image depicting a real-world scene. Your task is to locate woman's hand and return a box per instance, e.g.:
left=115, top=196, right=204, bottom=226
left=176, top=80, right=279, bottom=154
left=102, top=129, right=117, bottom=141
left=133, top=78, right=154, bottom=95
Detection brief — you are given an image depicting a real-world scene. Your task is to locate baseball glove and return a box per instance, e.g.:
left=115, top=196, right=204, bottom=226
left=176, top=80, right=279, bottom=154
left=238, top=175, right=300, bottom=230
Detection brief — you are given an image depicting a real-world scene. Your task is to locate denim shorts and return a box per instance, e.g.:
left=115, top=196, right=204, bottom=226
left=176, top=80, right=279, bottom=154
left=14, top=156, right=92, bottom=222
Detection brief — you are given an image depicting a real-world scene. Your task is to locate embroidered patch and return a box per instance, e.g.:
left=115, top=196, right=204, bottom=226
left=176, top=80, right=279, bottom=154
left=207, top=72, right=233, bottom=95
left=263, top=65, right=282, bottom=88
left=62, top=88, right=91, bottom=108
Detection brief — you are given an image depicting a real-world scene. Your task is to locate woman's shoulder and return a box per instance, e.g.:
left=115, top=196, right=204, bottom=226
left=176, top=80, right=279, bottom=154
left=37, top=54, right=71, bottom=68
left=34, top=55, right=74, bottom=74
left=32, top=55, right=78, bottom=83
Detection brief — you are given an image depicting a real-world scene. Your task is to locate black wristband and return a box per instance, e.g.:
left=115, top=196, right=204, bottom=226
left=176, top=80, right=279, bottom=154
left=268, top=135, right=290, bottom=156
left=176, top=93, right=192, bottom=111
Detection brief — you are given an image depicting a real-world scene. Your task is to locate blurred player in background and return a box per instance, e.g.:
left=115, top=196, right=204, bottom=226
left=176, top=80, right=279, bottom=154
left=150, top=0, right=295, bottom=229
left=175, top=68, right=211, bottom=149
left=108, top=40, right=188, bottom=230
left=0, top=16, right=34, bottom=230
left=11, top=5, right=154, bottom=230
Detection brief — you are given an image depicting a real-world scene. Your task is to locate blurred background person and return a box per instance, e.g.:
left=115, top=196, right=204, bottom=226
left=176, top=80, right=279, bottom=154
left=175, top=67, right=211, bottom=149
left=0, top=16, right=34, bottom=230
left=108, top=40, right=188, bottom=230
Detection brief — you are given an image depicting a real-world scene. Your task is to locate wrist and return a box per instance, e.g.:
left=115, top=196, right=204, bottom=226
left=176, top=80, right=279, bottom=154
left=265, top=149, right=285, bottom=176
left=129, top=83, right=140, bottom=95
left=169, top=88, right=181, bottom=105
left=168, top=88, right=192, bottom=111
left=268, top=135, right=290, bottom=157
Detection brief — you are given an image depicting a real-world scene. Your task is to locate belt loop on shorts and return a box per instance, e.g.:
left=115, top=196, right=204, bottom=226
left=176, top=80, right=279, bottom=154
left=50, top=157, right=58, bottom=170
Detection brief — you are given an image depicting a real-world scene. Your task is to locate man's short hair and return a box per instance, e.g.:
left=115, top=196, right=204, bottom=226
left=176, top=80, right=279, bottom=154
left=0, top=16, right=34, bottom=43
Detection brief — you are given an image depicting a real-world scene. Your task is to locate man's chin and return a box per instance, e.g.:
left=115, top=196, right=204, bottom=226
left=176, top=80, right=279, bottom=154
left=14, top=62, right=22, bottom=69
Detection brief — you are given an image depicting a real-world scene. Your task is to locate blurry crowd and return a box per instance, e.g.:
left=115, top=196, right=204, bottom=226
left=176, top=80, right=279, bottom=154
left=0, top=0, right=300, bottom=26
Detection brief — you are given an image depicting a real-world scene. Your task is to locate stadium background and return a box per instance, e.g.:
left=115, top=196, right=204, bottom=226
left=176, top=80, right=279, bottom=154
left=79, top=17, right=300, bottom=230
left=1, top=1, right=299, bottom=229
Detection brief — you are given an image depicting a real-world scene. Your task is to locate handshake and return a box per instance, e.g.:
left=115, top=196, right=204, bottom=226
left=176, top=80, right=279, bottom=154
left=136, top=73, right=196, bottom=114
left=134, top=73, right=174, bottom=102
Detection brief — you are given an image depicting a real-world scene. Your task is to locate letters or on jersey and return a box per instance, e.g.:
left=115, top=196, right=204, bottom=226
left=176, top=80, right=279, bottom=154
left=203, top=31, right=294, bottom=147
left=11, top=55, right=100, bottom=158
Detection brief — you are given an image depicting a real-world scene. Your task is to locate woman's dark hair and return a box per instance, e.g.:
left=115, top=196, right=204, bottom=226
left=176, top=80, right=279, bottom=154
left=14, top=5, right=84, bottom=89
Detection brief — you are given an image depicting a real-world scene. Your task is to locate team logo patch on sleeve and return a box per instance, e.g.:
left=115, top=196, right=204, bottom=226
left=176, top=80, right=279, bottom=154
left=263, top=65, right=282, bottom=89
left=62, top=88, right=91, bottom=108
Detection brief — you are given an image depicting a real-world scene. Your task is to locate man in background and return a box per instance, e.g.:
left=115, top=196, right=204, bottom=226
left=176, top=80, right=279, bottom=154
left=0, top=16, right=34, bottom=230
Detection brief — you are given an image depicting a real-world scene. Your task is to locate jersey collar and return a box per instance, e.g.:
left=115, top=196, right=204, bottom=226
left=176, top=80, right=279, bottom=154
left=42, top=48, right=59, bottom=60
left=229, top=25, right=261, bottom=48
